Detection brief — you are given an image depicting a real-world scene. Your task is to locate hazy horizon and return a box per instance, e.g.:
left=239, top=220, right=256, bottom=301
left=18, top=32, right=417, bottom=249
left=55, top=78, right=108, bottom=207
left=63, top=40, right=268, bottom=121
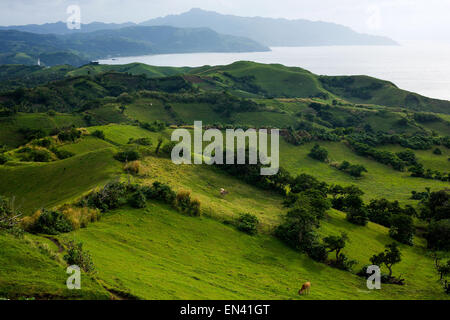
left=1, top=1, right=450, bottom=44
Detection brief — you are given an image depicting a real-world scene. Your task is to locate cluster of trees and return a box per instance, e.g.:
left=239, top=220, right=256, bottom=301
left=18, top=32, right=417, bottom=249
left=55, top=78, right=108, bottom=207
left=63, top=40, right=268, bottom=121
left=308, top=144, right=328, bottom=162
left=336, top=161, right=367, bottom=177
left=330, top=185, right=416, bottom=245
left=409, top=163, right=449, bottom=181
left=0, top=73, right=193, bottom=114
left=349, top=132, right=448, bottom=150
left=80, top=181, right=201, bottom=217
left=419, top=190, right=450, bottom=252
left=347, top=139, right=406, bottom=171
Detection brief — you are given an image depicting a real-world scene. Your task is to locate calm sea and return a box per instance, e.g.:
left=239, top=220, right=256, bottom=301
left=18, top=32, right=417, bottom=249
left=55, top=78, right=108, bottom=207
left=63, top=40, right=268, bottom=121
left=99, top=44, right=450, bottom=101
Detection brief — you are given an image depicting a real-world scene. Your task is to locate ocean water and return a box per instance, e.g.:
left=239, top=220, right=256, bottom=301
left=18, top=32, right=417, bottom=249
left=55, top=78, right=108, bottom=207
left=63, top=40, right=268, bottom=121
left=99, top=44, right=450, bottom=101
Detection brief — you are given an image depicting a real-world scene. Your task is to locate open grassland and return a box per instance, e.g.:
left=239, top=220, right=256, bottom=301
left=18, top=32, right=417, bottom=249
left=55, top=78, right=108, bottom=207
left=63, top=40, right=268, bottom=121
left=0, top=147, right=121, bottom=214
left=0, top=232, right=110, bottom=299
left=0, top=113, right=86, bottom=148
left=280, top=140, right=449, bottom=204
left=50, top=202, right=448, bottom=300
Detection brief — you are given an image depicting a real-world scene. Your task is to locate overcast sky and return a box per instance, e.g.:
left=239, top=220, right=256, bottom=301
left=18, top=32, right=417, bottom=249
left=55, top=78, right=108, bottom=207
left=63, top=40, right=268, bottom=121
left=2, top=0, right=449, bottom=43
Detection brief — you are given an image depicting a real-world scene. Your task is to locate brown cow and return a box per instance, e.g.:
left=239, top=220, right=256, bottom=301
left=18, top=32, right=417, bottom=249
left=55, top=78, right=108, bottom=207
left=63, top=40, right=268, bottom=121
left=298, top=282, right=311, bottom=295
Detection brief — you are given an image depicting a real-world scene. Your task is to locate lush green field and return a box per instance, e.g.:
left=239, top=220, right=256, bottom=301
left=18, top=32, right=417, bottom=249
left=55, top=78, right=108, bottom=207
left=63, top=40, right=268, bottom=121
left=0, top=147, right=121, bottom=214
left=50, top=202, right=446, bottom=300
left=0, top=61, right=449, bottom=300
left=280, top=140, right=449, bottom=204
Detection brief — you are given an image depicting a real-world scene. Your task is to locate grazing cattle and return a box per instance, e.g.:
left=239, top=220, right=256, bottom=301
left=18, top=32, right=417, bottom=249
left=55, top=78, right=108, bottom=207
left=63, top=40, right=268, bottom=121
left=298, top=282, right=311, bottom=295
left=220, top=188, right=229, bottom=197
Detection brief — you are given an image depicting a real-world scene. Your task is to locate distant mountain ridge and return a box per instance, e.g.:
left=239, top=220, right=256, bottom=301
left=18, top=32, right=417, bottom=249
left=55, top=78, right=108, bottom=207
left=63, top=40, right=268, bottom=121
left=0, top=8, right=397, bottom=47
left=141, top=8, right=398, bottom=46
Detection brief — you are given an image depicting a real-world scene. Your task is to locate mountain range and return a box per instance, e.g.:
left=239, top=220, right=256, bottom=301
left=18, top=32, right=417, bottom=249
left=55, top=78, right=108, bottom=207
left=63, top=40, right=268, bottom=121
left=0, top=8, right=397, bottom=46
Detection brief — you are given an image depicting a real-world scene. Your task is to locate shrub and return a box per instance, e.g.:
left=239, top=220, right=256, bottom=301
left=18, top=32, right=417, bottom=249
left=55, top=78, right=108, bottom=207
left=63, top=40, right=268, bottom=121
left=0, top=196, right=22, bottom=235
left=91, top=130, right=105, bottom=140
left=52, top=148, right=74, bottom=160
left=58, top=128, right=81, bottom=142
left=161, top=141, right=177, bottom=156
left=142, top=182, right=176, bottom=204
left=27, top=149, right=52, bottom=162
left=34, top=138, right=52, bottom=148
left=389, top=214, right=415, bottom=245
left=82, top=182, right=128, bottom=212
left=124, top=161, right=140, bottom=175
left=236, top=213, right=259, bottom=235
left=346, top=207, right=369, bottom=226
left=370, top=242, right=402, bottom=279
left=307, top=242, right=328, bottom=262
left=64, top=241, right=96, bottom=273
left=60, top=206, right=100, bottom=230
left=175, top=190, right=201, bottom=216
left=130, top=191, right=147, bottom=209
left=426, top=219, right=450, bottom=251
left=308, top=144, right=328, bottom=162
left=128, top=137, right=152, bottom=146
left=434, top=148, right=443, bottom=155
left=0, top=154, right=8, bottom=165
left=114, top=149, right=140, bottom=163
left=31, top=209, right=73, bottom=235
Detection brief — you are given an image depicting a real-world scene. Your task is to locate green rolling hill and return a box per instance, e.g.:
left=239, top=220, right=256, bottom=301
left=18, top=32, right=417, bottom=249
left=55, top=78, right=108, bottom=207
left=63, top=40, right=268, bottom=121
left=0, top=61, right=449, bottom=300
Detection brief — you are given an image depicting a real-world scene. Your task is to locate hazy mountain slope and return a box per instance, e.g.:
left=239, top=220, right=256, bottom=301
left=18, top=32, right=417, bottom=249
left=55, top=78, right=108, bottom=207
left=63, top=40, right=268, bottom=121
left=0, top=21, right=135, bottom=34
left=0, top=26, right=269, bottom=66
left=142, top=8, right=398, bottom=46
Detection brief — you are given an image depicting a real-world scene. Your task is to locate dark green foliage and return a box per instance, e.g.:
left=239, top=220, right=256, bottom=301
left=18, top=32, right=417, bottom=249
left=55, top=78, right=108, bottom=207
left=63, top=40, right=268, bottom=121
left=34, top=138, right=52, bottom=148
left=389, top=214, right=415, bottom=245
left=367, top=199, right=406, bottom=227
left=308, top=144, right=328, bottom=162
left=91, top=130, right=105, bottom=140
left=396, top=150, right=418, bottom=166
left=58, top=128, right=81, bottom=142
left=160, top=141, right=177, bottom=156
left=141, top=120, right=166, bottom=132
left=128, top=137, right=152, bottom=146
left=64, top=241, right=96, bottom=273
left=175, top=190, right=201, bottom=216
left=52, top=148, right=75, bottom=160
left=0, top=196, right=21, bottom=233
left=323, top=232, right=357, bottom=271
left=21, top=149, right=52, bottom=162
left=420, top=190, right=450, bottom=221
left=276, top=191, right=330, bottom=259
left=346, top=206, right=369, bottom=226
left=370, top=242, right=402, bottom=278
left=337, top=161, right=367, bottom=177
left=142, top=181, right=176, bottom=204
left=32, top=209, right=73, bottom=235
left=426, top=219, right=450, bottom=251
left=0, top=153, right=8, bottom=165
left=82, top=182, right=128, bottom=212
left=413, top=112, right=442, bottom=123
left=236, top=213, right=259, bottom=235
left=348, top=140, right=405, bottom=171
left=129, top=191, right=147, bottom=209
left=433, top=148, right=442, bottom=155
left=114, top=149, right=141, bottom=162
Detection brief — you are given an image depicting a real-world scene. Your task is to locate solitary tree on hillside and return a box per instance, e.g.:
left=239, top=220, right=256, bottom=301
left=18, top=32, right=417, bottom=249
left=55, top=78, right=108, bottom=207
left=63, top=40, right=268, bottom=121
left=370, top=242, right=402, bottom=278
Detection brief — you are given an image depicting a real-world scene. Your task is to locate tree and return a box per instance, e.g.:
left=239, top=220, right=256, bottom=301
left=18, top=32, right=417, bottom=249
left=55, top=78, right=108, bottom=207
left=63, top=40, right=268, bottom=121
left=389, top=214, right=415, bottom=245
left=426, top=219, right=450, bottom=251
left=370, top=242, right=402, bottom=278
left=324, top=232, right=348, bottom=261
left=155, top=136, right=164, bottom=154
left=119, top=105, right=127, bottom=114
left=308, top=144, right=328, bottom=162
